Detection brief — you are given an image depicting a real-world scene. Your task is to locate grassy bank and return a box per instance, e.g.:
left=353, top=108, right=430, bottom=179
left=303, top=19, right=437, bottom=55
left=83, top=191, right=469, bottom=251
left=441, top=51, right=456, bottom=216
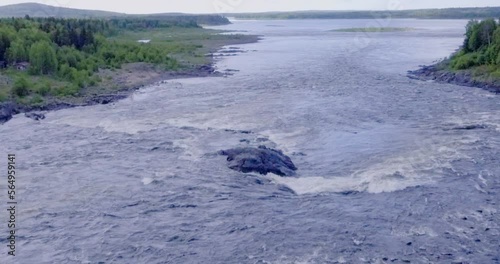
left=108, top=27, right=257, bottom=66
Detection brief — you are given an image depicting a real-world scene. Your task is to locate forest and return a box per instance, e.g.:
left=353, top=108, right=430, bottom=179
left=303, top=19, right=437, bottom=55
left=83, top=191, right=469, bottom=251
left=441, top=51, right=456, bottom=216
left=229, top=7, right=500, bottom=20
left=447, top=19, right=500, bottom=78
left=0, top=16, right=218, bottom=102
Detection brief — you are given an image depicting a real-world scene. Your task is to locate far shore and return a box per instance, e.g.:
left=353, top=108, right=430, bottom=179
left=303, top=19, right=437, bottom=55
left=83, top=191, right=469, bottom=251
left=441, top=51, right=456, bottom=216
left=331, top=27, right=417, bottom=33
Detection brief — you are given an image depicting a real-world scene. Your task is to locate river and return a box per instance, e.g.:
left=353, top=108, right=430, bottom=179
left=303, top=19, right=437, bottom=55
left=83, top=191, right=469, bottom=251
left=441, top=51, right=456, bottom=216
left=1, top=19, right=499, bottom=263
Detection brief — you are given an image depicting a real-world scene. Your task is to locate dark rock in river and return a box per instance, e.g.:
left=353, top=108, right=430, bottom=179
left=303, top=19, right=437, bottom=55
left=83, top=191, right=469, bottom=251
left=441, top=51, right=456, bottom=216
left=87, top=94, right=128, bottom=105
left=452, top=124, right=487, bottom=130
left=25, top=112, right=46, bottom=121
left=197, top=64, right=216, bottom=73
left=0, top=102, right=14, bottom=124
left=219, top=146, right=297, bottom=176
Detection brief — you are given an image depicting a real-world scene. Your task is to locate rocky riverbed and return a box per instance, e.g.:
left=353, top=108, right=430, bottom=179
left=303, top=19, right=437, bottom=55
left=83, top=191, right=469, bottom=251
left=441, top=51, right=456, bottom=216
left=0, top=58, right=244, bottom=125
left=408, top=64, right=500, bottom=94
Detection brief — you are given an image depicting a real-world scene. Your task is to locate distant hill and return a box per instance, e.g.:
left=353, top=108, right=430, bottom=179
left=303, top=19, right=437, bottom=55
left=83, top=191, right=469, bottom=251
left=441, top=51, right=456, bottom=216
left=0, top=3, right=230, bottom=25
left=0, top=2, right=125, bottom=18
left=3, top=3, right=500, bottom=21
left=229, top=6, right=500, bottom=20
left=133, top=14, right=230, bottom=26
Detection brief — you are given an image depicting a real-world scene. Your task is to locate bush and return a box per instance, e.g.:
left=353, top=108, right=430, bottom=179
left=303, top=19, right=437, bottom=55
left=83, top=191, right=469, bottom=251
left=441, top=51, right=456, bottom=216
left=30, top=94, right=44, bottom=105
left=484, top=44, right=500, bottom=64
left=12, top=76, right=31, bottom=97
left=36, top=81, right=52, bottom=96
left=452, top=53, right=478, bottom=70
left=53, top=85, right=79, bottom=97
left=89, top=75, right=102, bottom=86
left=471, top=65, right=491, bottom=77
left=0, top=89, right=8, bottom=102
left=477, top=53, right=487, bottom=65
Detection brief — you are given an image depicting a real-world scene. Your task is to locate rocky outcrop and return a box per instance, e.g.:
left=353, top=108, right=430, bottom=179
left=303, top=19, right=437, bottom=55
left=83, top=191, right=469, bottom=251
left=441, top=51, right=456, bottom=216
left=25, top=112, right=46, bottom=121
left=0, top=102, right=14, bottom=124
left=219, top=146, right=298, bottom=176
left=408, top=65, right=500, bottom=94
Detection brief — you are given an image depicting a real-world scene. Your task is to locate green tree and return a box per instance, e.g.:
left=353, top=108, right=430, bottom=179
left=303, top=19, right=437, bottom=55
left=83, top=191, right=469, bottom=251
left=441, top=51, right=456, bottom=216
left=7, top=39, right=28, bottom=63
left=29, top=41, right=58, bottom=75
left=465, top=20, right=481, bottom=52
left=492, top=27, right=500, bottom=46
left=466, top=19, right=498, bottom=52
left=0, top=27, right=15, bottom=61
left=478, top=19, right=497, bottom=46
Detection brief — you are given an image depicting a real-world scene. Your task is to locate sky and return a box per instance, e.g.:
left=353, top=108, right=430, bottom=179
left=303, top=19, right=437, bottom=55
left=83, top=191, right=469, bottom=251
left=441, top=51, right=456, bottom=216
left=1, top=0, right=499, bottom=14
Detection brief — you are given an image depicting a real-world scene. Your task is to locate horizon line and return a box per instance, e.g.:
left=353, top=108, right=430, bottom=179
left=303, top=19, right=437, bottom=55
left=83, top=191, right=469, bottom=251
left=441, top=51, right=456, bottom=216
left=0, top=2, right=499, bottom=16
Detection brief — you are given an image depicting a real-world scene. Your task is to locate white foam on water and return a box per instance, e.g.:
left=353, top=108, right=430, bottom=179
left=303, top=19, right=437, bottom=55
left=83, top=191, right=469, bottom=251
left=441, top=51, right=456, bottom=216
left=445, top=110, right=500, bottom=133
left=408, top=226, right=438, bottom=237
left=95, top=119, right=159, bottom=134
left=68, top=118, right=154, bottom=134
left=141, top=178, right=154, bottom=185
left=271, top=140, right=468, bottom=195
left=172, top=136, right=206, bottom=161
left=47, top=110, right=162, bottom=134
left=480, top=112, right=500, bottom=133
left=271, top=172, right=429, bottom=195
left=162, top=115, right=215, bottom=131
left=266, top=248, right=325, bottom=264
left=161, top=110, right=258, bottom=133
left=260, top=127, right=312, bottom=153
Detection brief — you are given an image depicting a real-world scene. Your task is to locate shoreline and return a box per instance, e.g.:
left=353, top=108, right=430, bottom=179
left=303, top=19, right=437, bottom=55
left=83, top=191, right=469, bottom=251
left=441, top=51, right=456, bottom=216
left=0, top=36, right=259, bottom=124
left=407, top=64, right=500, bottom=94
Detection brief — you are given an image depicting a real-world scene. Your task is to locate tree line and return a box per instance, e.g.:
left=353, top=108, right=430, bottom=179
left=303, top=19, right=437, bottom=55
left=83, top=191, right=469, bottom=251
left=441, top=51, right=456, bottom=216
left=0, top=17, right=186, bottom=97
left=110, top=14, right=230, bottom=30
left=449, top=18, right=500, bottom=71
left=230, top=7, right=500, bottom=20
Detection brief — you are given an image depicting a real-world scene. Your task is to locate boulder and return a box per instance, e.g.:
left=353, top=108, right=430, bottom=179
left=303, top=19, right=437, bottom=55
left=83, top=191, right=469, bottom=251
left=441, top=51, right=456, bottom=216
left=25, top=112, right=45, bottom=121
left=219, top=146, right=297, bottom=176
left=0, top=103, right=14, bottom=124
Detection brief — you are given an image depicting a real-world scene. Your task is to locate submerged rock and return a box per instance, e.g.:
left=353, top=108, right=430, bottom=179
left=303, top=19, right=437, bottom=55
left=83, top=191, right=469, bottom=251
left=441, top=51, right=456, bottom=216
left=25, top=112, right=46, bottom=121
left=453, top=124, right=487, bottom=130
left=219, top=146, right=297, bottom=176
left=0, top=103, right=14, bottom=124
